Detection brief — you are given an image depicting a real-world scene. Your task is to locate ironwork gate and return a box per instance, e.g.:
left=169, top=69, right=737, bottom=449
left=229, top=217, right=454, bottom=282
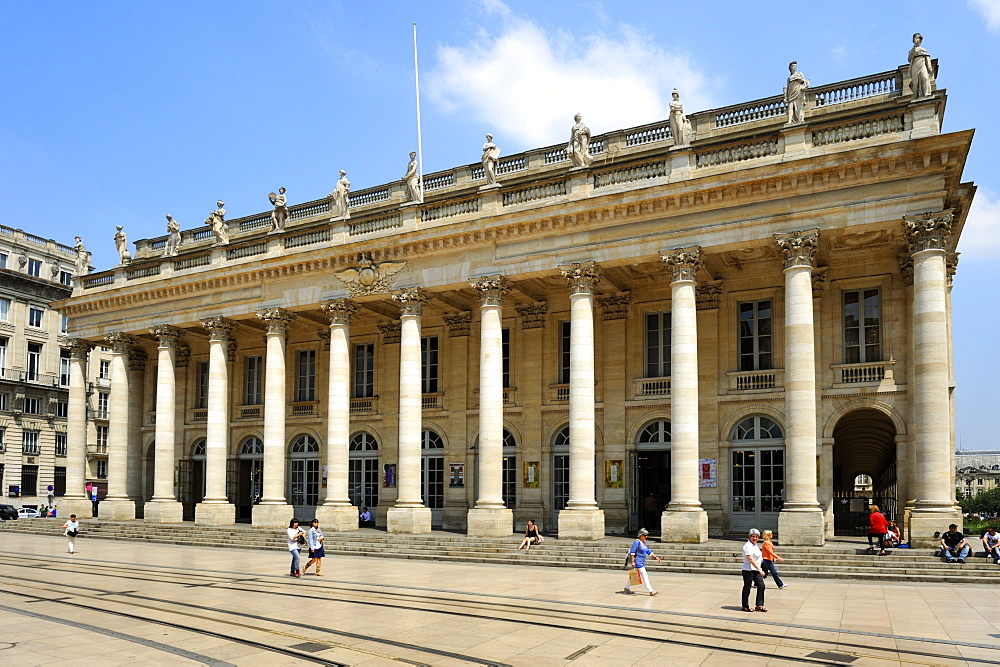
left=833, top=492, right=897, bottom=536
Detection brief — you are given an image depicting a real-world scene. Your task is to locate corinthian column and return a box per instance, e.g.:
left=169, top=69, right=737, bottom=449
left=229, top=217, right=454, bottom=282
left=316, top=299, right=360, bottom=531
left=387, top=288, right=432, bottom=533
left=100, top=332, right=136, bottom=520
left=196, top=316, right=236, bottom=525
left=252, top=307, right=295, bottom=527
left=557, top=262, right=605, bottom=540
left=468, top=275, right=514, bottom=537
left=775, top=229, right=824, bottom=545
left=63, top=339, right=93, bottom=518
left=903, top=211, right=961, bottom=546
left=660, top=248, right=708, bottom=542
left=145, top=325, right=184, bottom=522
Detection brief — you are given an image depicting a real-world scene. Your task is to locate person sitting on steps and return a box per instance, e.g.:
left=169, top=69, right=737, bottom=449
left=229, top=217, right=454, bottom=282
left=517, top=519, right=544, bottom=550
left=941, top=523, right=970, bottom=563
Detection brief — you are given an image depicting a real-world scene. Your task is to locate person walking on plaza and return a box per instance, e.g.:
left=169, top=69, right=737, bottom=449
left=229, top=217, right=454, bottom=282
left=623, top=528, right=661, bottom=596
left=760, top=529, right=787, bottom=589
left=287, top=518, right=305, bottom=577
left=867, top=505, right=889, bottom=556
left=741, top=528, right=767, bottom=612
left=302, top=518, right=326, bottom=576
left=62, top=514, right=79, bottom=554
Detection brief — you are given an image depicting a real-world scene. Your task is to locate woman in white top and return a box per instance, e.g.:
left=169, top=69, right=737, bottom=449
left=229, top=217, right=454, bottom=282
left=287, top=518, right=305, bottom=577
left=62, top=514, right=80, bottom=554
left=741, top=528, right=767, bottom=612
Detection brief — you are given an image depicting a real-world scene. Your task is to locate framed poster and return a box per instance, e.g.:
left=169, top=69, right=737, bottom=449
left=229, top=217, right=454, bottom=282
left=605, top=459, right=623, bottom=488
left=382, top=463, right=396, bottom=488
left=449, top=463, right=465, bottom=487
left=523, top=461, right=540, bottom=488
left=698, top=458, right=717, bottom=488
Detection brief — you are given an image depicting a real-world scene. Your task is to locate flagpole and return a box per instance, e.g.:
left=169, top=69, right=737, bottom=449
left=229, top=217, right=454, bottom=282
left=413, top=22, right=424, bottom=201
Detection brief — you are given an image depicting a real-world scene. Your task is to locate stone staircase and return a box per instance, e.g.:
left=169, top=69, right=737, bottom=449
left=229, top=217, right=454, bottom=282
left=2, top=518, right=995, bottom=585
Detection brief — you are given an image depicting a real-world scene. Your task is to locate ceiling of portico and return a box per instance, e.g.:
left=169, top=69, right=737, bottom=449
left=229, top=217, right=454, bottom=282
left=832, top=408, right=898, bottom=490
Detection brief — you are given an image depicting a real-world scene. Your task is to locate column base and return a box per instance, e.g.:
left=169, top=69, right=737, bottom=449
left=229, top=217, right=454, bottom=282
left=99, top=499, right=137, bottom=521
left=467, top=507, right=514, bottom=537
left=195, top=502, right=236, bottom=526
left=386, top=506, right=432, bottom=534
left=252, top=503, right=294, bottom=528
left=314, top=505, right=360, bottom=532
left=143, top=500, right=184, bottom=523
left=557, top=508, right=605, bottom=540
left=57, top=499, right=93, bottom=520
left=908, top=507, right=962, bottom=548
left=660, top=509, right=708, bottom=543
left=777, top=509, right=826, bottom=546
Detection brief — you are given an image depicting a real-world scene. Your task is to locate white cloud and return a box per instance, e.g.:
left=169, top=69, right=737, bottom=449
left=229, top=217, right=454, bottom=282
left=426, top=1, right=714, bottom=148
left=957, top=187, right=1000, bottom=260
left=970, top=0, right=1000, bottom=32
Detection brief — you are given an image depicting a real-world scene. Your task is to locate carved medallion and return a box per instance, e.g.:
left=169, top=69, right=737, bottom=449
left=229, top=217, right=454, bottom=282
left=335, top=253, right=406, bottom=296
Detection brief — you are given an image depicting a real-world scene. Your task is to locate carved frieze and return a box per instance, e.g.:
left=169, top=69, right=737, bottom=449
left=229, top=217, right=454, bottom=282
left=471, top=275, right=509, bottom=308
left=322, top=298, right=358, bottom=326
left=774, top=229, right=820, bottom=269
left=392, top=287, right=427, bottom=318
left=559, top=261, right=600, bottom=295
left=175, top=343, right=191, bottom=368
left=149, top=324, right=183, bottom=347
left=444, top=312, right=472, bottom=337
left=720, top=245, right=778, bottom=268
left=902, top=210, right=954, bottom=253
left=257, top=306, right=295, bottom=335
left=516, top=302, right=547, bottom=329
left=597, top=292, right=630, bottom=320
left=660, top=247, right=703, bottom=282
left=696, top=281, right=723, bottom=310
left=378, top=321, right=401, bottom=344
left=104, top=332, right=136, bottom=355
left=335, top=253, right=406, bottom=296
left=832, top=229, right=891, bottom=252
left=812, top=267, right=829, bottom=298
left=200, top=316, right=234, bottom=342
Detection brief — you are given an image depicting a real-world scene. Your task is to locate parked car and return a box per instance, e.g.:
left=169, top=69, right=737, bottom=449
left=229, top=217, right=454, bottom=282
left=17, top=507, right=40, bottom=519
left=0, top=504, right=18, bottom=521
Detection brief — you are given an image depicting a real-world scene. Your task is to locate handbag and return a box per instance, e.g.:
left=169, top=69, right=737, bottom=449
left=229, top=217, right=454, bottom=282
left=297, top=535, right=306, bottom=545
left=628, top=567, right=644, bottom=587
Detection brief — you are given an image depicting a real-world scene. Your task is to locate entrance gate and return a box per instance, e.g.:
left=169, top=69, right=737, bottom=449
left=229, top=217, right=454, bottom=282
left=833, top=492, right=898, bottom=536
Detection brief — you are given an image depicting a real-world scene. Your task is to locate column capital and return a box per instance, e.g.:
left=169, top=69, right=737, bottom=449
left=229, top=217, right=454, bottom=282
left=392, top=287, right=427, bottom=317
left=903, top=210, right=954, bottom=253
left=67, top=338, right=94, bottom=360
left=516, top=302, right=547, bottom=329
left=257, top=306, right=295, bottom=335
left=104, top=331, right=136, bottom=355
left=200, top=316, right=234, bottom=341
left=322, top=298, right=358, bottom=326
left=597, top=292, right=630, bottom=320
left=559, top=261, right=600, bottom=295
left=774, top=228, right=819, bottom=269
left=471, top=275, right=510, bottom=307
left=149, top=324, right=184, bottom=347
left=444, top=312, right=471, bottom=337
left=660, top=247, right=702, bottom=282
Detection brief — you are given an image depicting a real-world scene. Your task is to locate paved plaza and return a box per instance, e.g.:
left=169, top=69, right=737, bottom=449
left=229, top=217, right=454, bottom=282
left=2, top=532, right=1000, bottom=665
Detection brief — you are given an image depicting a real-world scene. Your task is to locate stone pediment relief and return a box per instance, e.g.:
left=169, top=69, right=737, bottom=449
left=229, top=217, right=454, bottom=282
left=720, top=245, right=778, bottom=268
left=831, top=229, right=892, bottom=253
left=334, top=254, right=406, bottom=296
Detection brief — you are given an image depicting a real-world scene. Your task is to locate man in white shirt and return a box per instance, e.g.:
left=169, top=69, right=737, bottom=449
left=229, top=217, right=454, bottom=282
left=741, top=528, right=767, bottom=612
left=983, top=527, right=1000, bottom=564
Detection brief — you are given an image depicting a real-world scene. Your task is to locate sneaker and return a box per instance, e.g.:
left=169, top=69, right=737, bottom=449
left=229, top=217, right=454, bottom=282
left=779, top=584, right=789, bottom=589
left=649, top=590, right=658, bottom=596
left=622, top=588, right=633, bottom=595
left=958, top=559, right=966, bottom=564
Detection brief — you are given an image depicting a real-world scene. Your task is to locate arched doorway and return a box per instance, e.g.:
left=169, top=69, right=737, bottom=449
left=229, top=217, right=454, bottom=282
left=832, top=409, right=897, bottom=535
left=143, top=442, right=155, bottom=502
left=236, top=437, right=263, bottom=523
left=729, top=416, right=785, bottom=534
left=179, top=439, right=206, bottom=521
left=630, top=420, right=671, bottom=533
left=551, top=426, right=570, bottom=531
left=471, top=429, right=518, bottom=511
left=289, top=434, right=320, bottom=518
left=349, top=432, right=379, bottom=514
left=421, top=429, right=444, bottom=527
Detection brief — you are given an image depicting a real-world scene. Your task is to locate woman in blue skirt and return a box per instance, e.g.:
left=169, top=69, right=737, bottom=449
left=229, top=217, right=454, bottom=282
left=303, top=518, right=326, bottom=576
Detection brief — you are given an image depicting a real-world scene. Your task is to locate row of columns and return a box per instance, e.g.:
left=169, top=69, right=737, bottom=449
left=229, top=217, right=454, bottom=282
left=61, top=214, right=957, bottom=544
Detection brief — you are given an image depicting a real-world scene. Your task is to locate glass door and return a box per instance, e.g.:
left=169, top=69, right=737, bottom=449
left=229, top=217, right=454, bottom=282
left=731, top=448, right=784, bottom=534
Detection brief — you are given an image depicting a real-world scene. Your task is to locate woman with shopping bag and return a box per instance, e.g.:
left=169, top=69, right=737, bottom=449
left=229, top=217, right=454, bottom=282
left=623, top=528, right=661, bottom=596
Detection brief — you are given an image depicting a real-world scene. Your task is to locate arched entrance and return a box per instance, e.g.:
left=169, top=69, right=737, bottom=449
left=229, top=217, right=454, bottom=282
left=630, top=420, right=671, bottom=533
left=421, top=430, right=444, bottom=527
left=289, top=434, right=320, bottom=518
left=551, top=425, right=570, bottom=531
left=349, top=432, right=379, bottom=513
left=143, top=442, right=155, bottom=502
left=729, top=416, right=785, bottom=534
left=832, top=409, right=898, bottom=535
left=236, top=437, right=263, bottom=523
left=179, top=440, right=206, bottom=521
left=471, top=429, right=518, bottom=511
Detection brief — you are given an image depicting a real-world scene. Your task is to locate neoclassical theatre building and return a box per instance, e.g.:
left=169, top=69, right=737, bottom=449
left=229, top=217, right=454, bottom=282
left=56, top=55, right=975, bottom=546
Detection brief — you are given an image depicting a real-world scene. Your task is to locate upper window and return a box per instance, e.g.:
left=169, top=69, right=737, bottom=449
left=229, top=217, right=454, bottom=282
left=353, top=343, right=374, bottom=398
left=738, top=300, right=773, bottom=371
left=0, top=253, right=6, bottom=268
left=26, top=342, right=41, bottom=381
left=195, top=361, right=209, bottom=408
left=28, top=306, right=44, bottom=328
left=244, top=356, right=262, bottom=405
left=99, top=359, right=110, bottom=380
left=61, top=315, right=69, bottom=333
left=23, top=397, right=41, bottom=414
left=59, top=270, right=73, bottom=286
left=421, top=336, right=439, bottom=394
left=297, top=350, right=316, bottom=402
left=502, top=328, right=511, bottom=388
left=59, top=349, right=70, bottom=386
left=559, top=321, right=571, bottom=384
left=26, top=258, right=41, bottom=277
left=0, top=298, right=9, bottom=321
left=22, top=430, right=39, bottom=454
left=55, top=434, right=67, bottom=456
left=843, top=288, right=881, bottom=364
left=645, top=312, right=671, bottom=378
left=732, top=416, right=784, bottom=440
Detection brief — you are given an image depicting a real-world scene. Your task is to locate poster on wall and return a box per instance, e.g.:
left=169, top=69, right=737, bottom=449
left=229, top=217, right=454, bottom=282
left=605, top=459, right=624, bottom=488
left=449, top=463, right=464, bottom=487
left=698, top=458, right=717, bottom=488
left=523, top=461, right=540, bottom=488
left=382, top=463, right=396, bottom=488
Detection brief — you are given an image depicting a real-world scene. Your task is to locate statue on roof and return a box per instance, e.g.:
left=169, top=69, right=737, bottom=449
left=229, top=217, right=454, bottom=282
left=207, top=200, right=228, bottom=246
left=330, top=170, right=351, bottom=219
left=567, top=113, right=592, bottom=167
left=73, top=237, right=91, bottom=275
left=481, top=134, right=500, bottom=185
left=268, top=187, right=288, bottom=233
left=164, top=215, right=182, bottom=257
left=783, top=61, right=809, bottom=125
left=114, top=225, right=132, bottom=265
left=908, top=33, right=935, bottom=99
left=403, top=151, right=422, bottom=203
left=669, top=89, right=693, bottom=147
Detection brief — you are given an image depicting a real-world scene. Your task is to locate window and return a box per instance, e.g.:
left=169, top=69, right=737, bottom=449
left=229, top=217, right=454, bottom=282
left=21, top=465, right=38, bottom=497
left=353, top=343, right=374, bottom=398
left=25, top=343, right=41, bottom=381
left=96, top=425, right=108, bottom=453
left=60, top=270, right=73, bottom=286
left=99, top=359, right=110, bottom=380
left=195, top=361, right=209, bottom=408
left=244, top=356, right=262, bottom=405
left=59, top=349, right=71, bottom=386
left=0, top=253, right=6, bottom=268
left=97, top=460, right=108, bottom=479
left=0, top=298, right=8, bottom=321
left=645, top=311, right=671, bottom=378
left=734, top=416, right=784, bottom=440
left=297, top=350, right=316, bottom=401
left=421, top=336, right=439, bottom=393
left=349, top=432, right=380, bottom=510
left=421, top=430, right=445, bottom=510
left=61, top=315, right=69, bottom=333
left=27, top=258, right=41, bottom=277
left=289, top=435, right=320, bottom=507
left=97, top=392, right=109, bottom=419
left=56, top=401, right=68, bottom=419
left=0, top=426, right=5, bottom=451
left=22, top=430, right=39, bottom=454
left=28, top=306, right=44, bottom=328
left=0, top=393, right=6, bottom=410
left=54, top=466, right=66, bottom=495
left=23, top=398, right=40, bottom=414
left=55, top=434, right=67, bottom=456
left=843, top=288, right=881, bottom=363
left=738, top=300, right=773, bottom=371
left=0, top=336, right=7, bottom=371
left=502, top=328, right=511, bottom=388
left=559, top=321, right=571, bottom=384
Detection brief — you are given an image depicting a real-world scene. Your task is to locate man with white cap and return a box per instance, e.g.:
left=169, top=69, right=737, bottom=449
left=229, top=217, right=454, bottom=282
left=741, top=528, right=767, bottom=612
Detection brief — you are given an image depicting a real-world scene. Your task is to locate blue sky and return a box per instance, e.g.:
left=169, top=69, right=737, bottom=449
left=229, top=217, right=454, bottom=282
left=2, top=0, right=997, bottom=448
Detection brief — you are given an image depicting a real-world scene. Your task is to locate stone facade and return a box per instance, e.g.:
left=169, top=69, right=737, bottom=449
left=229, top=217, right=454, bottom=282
left=54, top=61, right=975, bottom=546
